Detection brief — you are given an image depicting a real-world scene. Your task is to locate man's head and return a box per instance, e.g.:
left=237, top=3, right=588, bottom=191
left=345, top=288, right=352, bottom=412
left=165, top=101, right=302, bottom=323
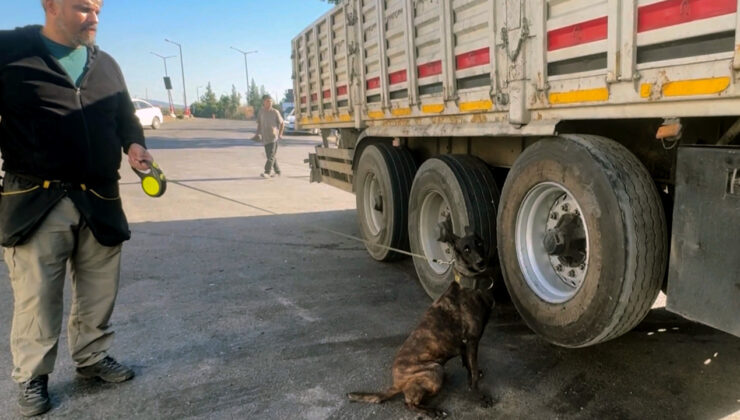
left=262, top=95, right=273, bottom=110
left=42, top=0, right=102, bottom=48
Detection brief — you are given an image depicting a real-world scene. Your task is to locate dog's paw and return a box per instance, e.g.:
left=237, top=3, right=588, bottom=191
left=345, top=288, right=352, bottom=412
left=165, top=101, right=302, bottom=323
left=432, top=408, right=448, bottom=418
left=477, top=392, right=496, bottom=408
left=416, top=408, right=447, bottom=420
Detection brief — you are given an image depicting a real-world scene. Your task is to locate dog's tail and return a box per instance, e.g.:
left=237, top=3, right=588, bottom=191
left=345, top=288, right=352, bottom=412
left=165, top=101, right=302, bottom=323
left=347, top=387, right=401, bottom=404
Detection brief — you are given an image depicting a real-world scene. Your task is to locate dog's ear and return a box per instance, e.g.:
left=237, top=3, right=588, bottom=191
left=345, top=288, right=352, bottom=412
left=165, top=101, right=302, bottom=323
left=436, top=218, right=455, bottom=244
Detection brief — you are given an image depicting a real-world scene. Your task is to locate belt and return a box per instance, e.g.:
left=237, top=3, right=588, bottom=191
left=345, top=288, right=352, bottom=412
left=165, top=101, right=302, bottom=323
left=8, top=173, right=88, bottom=191
left=2, top=172, right=119, bottom=200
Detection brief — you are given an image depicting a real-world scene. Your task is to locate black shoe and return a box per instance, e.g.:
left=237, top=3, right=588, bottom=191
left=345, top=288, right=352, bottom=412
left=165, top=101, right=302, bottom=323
left=76, top=356, right=135, bottom=383
left=18, top=375, right=51, bottom=417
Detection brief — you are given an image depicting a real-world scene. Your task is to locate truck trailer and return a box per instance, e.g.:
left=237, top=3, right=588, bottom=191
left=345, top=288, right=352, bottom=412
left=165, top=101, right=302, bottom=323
left=293, top=0, right=740, bottom=347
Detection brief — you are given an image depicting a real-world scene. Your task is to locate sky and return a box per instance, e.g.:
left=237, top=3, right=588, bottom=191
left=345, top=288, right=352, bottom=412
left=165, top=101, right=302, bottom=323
left=0, top=0, right=334, bottom=105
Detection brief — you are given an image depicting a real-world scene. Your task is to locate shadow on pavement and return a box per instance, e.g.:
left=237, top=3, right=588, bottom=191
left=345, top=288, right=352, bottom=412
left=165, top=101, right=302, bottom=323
left=0, top=210, right=737, bottom=419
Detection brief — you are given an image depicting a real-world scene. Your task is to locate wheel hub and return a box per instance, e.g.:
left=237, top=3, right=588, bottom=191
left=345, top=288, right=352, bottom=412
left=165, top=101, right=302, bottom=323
left=419, top=191, right=453, bottom=275
left=373, top=194, right=383, bottom=212
left=362, top=175, right=384, bottom=236
left=515, top=182, right=590, bottom=303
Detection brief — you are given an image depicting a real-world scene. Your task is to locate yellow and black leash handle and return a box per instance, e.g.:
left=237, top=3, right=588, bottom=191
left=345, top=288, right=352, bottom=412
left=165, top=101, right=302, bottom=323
left=132, top=161, right=167, bottom=198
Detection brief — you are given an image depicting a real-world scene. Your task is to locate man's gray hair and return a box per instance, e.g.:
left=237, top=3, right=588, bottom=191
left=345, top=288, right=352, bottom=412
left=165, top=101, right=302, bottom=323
left=41, top=0, right=62, bottom=12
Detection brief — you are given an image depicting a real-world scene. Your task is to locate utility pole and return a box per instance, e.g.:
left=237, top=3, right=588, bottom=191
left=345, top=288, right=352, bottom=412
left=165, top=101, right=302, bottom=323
left=150, top=52, right=176, bottom=115
left=230, top=47, right=258, bottom=105
left=165, top=38, right=190, bottom=117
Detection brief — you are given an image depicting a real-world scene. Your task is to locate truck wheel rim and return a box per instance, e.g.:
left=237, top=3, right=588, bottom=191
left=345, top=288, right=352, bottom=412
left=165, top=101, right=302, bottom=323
left=363, top=174, right=384, bottom=236
left=419, top=190, right=453, bottom=275
left=515, top=182, right=589, bottom=303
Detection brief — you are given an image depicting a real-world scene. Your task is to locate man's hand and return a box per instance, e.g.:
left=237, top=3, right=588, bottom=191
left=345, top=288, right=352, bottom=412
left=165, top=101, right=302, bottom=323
left=128, top=143, right=153, bottom=171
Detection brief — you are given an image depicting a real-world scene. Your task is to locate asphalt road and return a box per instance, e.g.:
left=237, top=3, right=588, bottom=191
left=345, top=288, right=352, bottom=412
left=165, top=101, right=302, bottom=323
left=0, top=119, right=738, bottom=420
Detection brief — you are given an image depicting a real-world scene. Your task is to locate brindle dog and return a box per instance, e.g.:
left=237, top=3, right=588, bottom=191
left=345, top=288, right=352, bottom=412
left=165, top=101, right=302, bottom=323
left=348, top=219, right=496, bottom=418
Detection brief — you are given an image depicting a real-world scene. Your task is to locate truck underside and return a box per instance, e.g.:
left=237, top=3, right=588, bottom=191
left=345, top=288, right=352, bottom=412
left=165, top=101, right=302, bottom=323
left=296, top=0, right=740, bottom=346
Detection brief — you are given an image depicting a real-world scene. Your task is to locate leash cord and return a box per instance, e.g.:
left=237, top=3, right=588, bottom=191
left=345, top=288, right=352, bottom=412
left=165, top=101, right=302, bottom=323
left=169, top=179, right=453, bottom=265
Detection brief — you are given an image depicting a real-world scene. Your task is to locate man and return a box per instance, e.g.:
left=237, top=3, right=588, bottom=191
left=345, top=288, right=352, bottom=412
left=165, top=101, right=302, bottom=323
left=253, top=95, right=285, bottom=178
left=0, top=0, right=153, bottom=416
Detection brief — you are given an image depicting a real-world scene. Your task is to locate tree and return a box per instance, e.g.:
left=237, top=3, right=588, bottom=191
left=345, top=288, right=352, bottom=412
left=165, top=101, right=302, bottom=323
left=217, top=94, right=231, bottom=119
left=247, top=78, right=261, bottom=110
left=191, top=82, right=218, bottom=118
left=282, top=89, right=294, bottom=104
left=223, top=85, right=241, bottom=119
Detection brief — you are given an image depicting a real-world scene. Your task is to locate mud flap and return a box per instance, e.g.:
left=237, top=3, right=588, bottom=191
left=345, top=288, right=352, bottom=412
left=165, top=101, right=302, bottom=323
left=305, top=147, right=355, bottom=193
left=666, top=146, right=740, bottom=337
left=307, top=152, right=321, bottom=183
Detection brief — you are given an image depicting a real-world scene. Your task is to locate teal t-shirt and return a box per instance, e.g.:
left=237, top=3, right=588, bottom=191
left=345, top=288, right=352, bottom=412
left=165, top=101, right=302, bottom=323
left=41, top=35, right=88, bottom=87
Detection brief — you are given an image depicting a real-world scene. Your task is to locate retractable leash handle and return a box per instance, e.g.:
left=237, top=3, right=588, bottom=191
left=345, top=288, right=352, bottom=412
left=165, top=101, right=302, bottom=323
left=132, top=161, right=167, bottom=198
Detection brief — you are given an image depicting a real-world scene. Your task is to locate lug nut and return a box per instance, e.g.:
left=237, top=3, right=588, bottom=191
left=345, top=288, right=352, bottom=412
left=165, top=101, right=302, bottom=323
left=568, top=270, right=576, bottom=277
left=561, top=204, right=570, bottom=212
left=550, top=213, right=558, bottom=220
left=579, top=264, right=586, bottom=270
left=556, top=264, right=563, bottom=272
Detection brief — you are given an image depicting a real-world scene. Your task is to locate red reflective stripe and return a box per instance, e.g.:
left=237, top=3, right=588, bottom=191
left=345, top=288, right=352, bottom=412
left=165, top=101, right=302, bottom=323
left=311, top=93, right=318, bottom=101
left=389, top=70, right=407, bottom=85
left=300, top=96, right=307, bottom=104
left=456, top=48, right=490, bottom=70
left=418, top=60, right=442, bottom=78
left=547, top=16, right=608, bottom=51
left=336, top=85, right=348, bottom=96
left=323, top=89, right=331, bottom=99
left=638, top=0, right=737, bottom=32
left=367, top=77, right=380, bottom=90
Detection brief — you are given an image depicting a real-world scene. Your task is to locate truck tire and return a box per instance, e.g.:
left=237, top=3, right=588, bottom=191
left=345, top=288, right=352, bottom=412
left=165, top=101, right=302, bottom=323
left=497, top=135, right=667, bottom=347
left=355, top=143, right=417, bottom=261
left=408, top=155, right=500, bottom=299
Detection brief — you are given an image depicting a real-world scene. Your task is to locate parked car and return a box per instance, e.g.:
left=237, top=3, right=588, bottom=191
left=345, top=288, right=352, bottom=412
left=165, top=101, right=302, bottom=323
left=133, top=99, right=163, bottom=129
left=284, top=109, right=318, bottom=135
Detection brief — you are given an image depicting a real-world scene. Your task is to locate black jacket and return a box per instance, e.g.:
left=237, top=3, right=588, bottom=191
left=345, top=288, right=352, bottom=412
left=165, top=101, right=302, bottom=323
left=0, top=25, right=146, bottom=246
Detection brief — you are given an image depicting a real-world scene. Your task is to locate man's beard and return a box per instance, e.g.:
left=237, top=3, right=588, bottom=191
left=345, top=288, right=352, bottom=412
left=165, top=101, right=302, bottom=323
left=58, top=18, right=96, bottom=47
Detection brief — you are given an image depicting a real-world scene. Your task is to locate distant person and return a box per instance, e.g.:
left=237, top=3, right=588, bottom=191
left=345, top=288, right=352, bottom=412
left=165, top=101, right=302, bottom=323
left=0, top=0, right=153, bottom=416
left=252, top=95, right=285, bottom=178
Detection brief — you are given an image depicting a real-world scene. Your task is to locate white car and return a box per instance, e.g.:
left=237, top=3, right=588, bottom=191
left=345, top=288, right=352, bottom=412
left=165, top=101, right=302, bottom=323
left=133, top=99, right=163, bottom=129
left=284, top=109, right=318, bottom=135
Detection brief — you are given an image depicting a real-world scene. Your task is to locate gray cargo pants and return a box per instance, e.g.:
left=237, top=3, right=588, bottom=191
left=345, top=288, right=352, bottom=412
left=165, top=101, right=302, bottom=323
left=264, top=142, right=280, bottom=175
left=4, top=197, right=121, bottom=383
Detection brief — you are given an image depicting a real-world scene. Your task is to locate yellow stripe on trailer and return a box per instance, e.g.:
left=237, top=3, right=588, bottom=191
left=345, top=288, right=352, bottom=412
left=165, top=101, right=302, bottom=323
left=367, top=110, right=385, bottom=119
left=312, top=116, right=321, bottom=124
left=324, top=114, right=335, bottom=122
left=640, top=83, right=652, bottom=98
left=459, top=100, right=493, bottom=112
left=421, top=104, right=445, bottom=114
left=391, top=108, right=412, bottom=116
left=549, top=88, right=609, bottom=104
left=300, top=117, right=310, bottom=125
left=662, top=77, right=730, bottom=97
left=339, top=114, right=352, bottom=122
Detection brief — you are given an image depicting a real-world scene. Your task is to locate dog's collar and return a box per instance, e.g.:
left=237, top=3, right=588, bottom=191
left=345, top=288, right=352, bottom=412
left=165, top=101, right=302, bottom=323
left=454, top=271, right=478, bottom=290
left=454, top=270, right=494, bottom=290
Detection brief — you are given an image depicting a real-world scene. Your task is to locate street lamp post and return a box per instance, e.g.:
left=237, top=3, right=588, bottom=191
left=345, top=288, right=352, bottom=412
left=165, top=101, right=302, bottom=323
left=196, top=85, right=204, bottom=101
left=230, top=47, right=257, bottom=105
left=165, top=38, right=190, bottom=117
left=150, top=52, right=176, bottom=115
